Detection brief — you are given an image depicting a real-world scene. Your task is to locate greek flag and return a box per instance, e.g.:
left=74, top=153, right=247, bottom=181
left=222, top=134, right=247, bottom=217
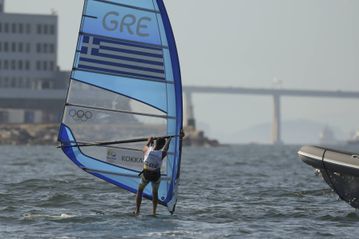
left=78, top=34, right=165, bottom=81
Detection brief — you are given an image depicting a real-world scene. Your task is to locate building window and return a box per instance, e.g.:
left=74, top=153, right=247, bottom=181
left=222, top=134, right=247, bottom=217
left=26, top=24, right=31, bottom=34
left=0, top=111, right=10, bottom=123
left=26, top=43, right=31, bottom=53
left=43, top=61, right=48, bottom=71
left=49, top=44, right=55, bottom=53
left=19, top=24, right=23, bottom=34
left=22, top=78, right=28, bottom=88
left=0, top=60, right=2, bottom=69
left=4, top=23, right=9, bottom=33
left=25, top=61, right=30, bottom=70
left=4, top=77, right=9, bottom=88
left=0, top=42, right=2, bottom=52
left=4, top=60, right=9, bottom=69
left=12, top=23, right=17, bottom=33
left=18, top=43, right=23, bottom=52
left=15, top=78, right=21, bottom=88
left=50, top=61, right=55, bottom=71
left=42, top=80, right=51, bottom=89
left=19, top=77, right=24, bottom=88
left=44, top=25, right=48, bottom=34
left=50, top=25, right=55, bottom=35
left=36, top=43, right=41, bottom=53
left=37, top=24, right=42, bottom=34
left=11, top=42, right=16, bottom=52
left=0, top=23, right=2, bottom=33
left=11, top=78, right=16, bottom=88
left=36, top=61, right=41, bottom=70
left=11, top=60, right=16, bottom=70
left=18, top=60, right=23, bottom=70
left=25, top=78, right=30, bottom=88
left=25, top=111, right=35, bottom=123
left=43, top=43, right=48, bottom=53
left=4, top=42, right=8, bottom=52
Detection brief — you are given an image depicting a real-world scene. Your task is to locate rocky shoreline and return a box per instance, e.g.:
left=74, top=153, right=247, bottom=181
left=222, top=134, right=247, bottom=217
left=182, top=127, right=220, bottom=147
left=0, top=124, right=220, bottom=147
left=0, top=124, right=59, bottom=145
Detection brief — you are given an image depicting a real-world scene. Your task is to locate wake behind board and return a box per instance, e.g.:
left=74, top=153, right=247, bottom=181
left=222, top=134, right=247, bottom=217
left=298, top=145, right=359, bottom=209
left=58, top=0, right=183, bottom=213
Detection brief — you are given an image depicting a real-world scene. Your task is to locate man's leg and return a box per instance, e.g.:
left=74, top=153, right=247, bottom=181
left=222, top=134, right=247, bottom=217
left=152, top=180, right=160, bottom=215
left=135, top=176, right=148, bottom=215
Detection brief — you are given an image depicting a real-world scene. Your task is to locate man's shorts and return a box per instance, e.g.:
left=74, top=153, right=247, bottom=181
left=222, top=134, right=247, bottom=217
left=139, top=171, right=161, bottom=190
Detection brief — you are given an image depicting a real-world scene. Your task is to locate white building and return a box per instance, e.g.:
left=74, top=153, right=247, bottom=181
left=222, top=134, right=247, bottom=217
left=0, top=0, right=68, bottom=123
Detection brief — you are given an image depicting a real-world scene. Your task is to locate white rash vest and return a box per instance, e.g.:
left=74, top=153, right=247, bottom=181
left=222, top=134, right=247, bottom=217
left=144, top=147, right=165, bottom=171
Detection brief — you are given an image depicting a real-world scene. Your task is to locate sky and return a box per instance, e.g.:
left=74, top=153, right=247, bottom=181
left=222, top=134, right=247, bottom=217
left=5, top=0, right=359, bottom=144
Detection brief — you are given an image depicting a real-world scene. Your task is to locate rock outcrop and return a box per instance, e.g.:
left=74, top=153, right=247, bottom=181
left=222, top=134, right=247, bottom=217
left=0, top=124, right=59, bottom=145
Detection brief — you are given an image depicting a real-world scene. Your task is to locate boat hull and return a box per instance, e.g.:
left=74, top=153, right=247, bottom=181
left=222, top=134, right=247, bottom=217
left=298, top=145, right=359, bottom=209
left=299, top=145, right=359, bottom=177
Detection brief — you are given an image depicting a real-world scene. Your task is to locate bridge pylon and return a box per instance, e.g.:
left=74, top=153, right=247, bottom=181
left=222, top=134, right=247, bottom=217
left=272, top=94, right=283, bottom=145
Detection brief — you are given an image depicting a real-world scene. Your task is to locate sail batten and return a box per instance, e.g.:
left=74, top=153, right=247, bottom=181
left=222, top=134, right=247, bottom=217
left=92, top=0, right=160, bottom=14
left=58, top=0, right=182, bottom=213
left=78, top=31, right=169, bottom=49
left=66, top=103, right=175, bottom=119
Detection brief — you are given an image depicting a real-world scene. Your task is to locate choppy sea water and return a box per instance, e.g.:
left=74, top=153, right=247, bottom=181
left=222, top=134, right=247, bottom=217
left=1, top=145, right=359, bottom=239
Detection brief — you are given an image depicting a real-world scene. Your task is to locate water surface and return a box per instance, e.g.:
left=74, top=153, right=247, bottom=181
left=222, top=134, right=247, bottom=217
left=1, top=145, right=358, bottom=238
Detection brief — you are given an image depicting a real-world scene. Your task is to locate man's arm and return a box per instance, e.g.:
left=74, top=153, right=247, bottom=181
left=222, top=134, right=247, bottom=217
left=143, top=137, right=154, bottom=153
left=161, top=137, right=172, bottom=158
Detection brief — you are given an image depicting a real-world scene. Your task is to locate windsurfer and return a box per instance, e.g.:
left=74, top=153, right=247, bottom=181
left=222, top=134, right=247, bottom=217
left=134, top=136, right=171, bottom=216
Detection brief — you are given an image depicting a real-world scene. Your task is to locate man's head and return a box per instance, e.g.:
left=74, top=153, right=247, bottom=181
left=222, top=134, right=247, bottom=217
left=155, top=138, right=166, bottom=150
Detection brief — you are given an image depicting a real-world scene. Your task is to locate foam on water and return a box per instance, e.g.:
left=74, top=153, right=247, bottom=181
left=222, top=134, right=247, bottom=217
left=22, top=213, right=76, bottom=220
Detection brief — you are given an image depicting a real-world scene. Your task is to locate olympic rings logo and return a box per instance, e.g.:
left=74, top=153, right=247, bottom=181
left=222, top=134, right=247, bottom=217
left=69, top=109, right=93, bottom=121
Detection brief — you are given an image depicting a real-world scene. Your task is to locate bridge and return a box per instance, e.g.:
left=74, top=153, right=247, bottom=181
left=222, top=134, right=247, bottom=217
left=183, top=86, right=359, bottom=144
left=1, top=87, right=359, bottom=144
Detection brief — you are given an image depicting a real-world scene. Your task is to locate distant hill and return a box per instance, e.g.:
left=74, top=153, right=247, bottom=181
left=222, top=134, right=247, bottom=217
left=220, top=119, right=349, bottom=144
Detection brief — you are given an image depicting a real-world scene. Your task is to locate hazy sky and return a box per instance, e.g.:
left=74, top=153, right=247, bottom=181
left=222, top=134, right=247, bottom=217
left=6, top=0, right=359, bottom=143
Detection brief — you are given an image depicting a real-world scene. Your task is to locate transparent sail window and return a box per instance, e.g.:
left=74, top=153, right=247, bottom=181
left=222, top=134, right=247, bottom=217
left=67, top=80, right=167, bottom=121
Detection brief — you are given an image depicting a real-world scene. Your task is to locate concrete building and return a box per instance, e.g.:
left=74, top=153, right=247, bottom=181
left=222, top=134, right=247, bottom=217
left=0, top=0, right=69, bottom=123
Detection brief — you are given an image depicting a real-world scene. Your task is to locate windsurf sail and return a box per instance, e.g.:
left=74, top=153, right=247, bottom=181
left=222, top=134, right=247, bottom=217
left=58, top=0, right=183, bottom=213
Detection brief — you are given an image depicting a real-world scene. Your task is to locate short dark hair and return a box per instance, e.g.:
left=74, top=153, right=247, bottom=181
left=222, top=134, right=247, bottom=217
left=156, top=138, right=166, bottom=150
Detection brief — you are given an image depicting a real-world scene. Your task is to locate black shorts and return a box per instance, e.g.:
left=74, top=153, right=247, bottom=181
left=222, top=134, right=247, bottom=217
left=139, top=170, right=161, bottom=189
left=143, top=169, right=161, bottom=182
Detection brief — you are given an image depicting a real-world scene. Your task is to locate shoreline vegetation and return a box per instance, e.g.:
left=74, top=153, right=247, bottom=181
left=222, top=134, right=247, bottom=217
left=0, top=124, right=220, bottom=147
